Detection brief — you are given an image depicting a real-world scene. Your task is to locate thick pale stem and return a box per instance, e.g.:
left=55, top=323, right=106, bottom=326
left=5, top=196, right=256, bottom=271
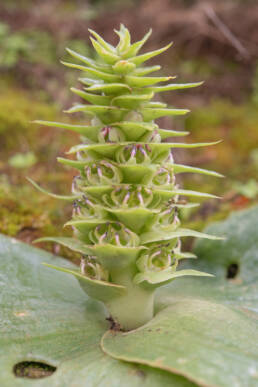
left=105, top=266, right=155, bottom=331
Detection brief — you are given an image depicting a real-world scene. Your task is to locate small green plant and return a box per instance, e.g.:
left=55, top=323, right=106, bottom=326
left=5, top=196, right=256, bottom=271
left=0, top=23, right=28, bottom=69
left=31, top=25, right=223, bottom=331
left=8, top=151, right=37, bottom=169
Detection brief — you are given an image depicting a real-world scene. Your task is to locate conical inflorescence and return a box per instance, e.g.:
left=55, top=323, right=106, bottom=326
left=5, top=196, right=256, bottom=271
left=33, top=25, right=222, bottom=330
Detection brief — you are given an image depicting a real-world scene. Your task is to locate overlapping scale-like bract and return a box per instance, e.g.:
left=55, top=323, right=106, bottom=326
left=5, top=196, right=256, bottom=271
left=34, top=26, right=222, bottom=326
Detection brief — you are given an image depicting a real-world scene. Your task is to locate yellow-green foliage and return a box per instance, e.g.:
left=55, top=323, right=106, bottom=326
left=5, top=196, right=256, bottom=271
left=186, top=99, right=258, bottom=173
left=0, top=87, right=57, bottom=142
left=0, top=86, right=77, bottom=258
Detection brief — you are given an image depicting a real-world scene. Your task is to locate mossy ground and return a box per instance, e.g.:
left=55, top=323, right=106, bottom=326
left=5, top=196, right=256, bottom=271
left=0, top=85, right=82, bottom=262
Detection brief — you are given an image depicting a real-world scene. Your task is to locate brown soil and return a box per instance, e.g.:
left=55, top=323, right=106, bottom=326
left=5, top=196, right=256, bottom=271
left=13, top=361, right=56, bottom=379
left=1, top=0, right=258, bottom=102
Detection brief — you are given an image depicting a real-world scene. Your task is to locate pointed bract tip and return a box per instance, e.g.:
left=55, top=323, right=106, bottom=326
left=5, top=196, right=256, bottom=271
left=88, top=28, right=95, bottom=35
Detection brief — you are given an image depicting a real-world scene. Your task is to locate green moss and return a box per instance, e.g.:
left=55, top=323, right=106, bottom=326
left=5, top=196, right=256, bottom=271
left=0, top=85, right=81, bottom=262
left=185, top=99, right=258, bottom=177
left=0, top=175, right=79, bottom=261
left=0, top=87, right=57, bottom=141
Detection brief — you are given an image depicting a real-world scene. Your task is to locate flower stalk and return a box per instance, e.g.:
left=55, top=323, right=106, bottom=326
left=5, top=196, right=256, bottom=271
left=32, top=25, right=223, bottom=330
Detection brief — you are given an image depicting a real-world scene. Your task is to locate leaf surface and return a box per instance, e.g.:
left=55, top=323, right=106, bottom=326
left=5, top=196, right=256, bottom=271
left=102, top=207, right=258, bottom=387
left=0, top=234, right=194, bottom=387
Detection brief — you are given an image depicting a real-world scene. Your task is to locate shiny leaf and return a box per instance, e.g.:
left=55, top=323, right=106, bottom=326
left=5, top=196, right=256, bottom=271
left=0, top=234, right=193, bottom=387
left=102, top=208, right=258, bottom=387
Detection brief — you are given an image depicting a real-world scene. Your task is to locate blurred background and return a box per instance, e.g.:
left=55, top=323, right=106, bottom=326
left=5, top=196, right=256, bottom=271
left=1, top=0, right=258, bottom=260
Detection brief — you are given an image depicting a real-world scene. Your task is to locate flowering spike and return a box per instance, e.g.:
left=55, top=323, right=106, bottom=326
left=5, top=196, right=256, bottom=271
left=32, top=26, right=221, bottom=331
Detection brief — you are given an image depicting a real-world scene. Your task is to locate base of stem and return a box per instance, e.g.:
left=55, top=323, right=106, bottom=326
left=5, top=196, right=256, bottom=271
left=105, top=285, right=154, bottom=331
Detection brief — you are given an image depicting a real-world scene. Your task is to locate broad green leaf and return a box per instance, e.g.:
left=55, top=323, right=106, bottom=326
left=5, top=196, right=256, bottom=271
left=0, top=234, right=194, bottom=387
left=102, top=207, right=258, bottom=387
left=102, top=300, right=258, bottom=387
left=167, top=205, right=258, bottom=308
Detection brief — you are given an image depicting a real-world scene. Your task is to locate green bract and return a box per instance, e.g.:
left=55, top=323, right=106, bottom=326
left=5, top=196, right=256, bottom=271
left=31, top=25, right=222, bottom=330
